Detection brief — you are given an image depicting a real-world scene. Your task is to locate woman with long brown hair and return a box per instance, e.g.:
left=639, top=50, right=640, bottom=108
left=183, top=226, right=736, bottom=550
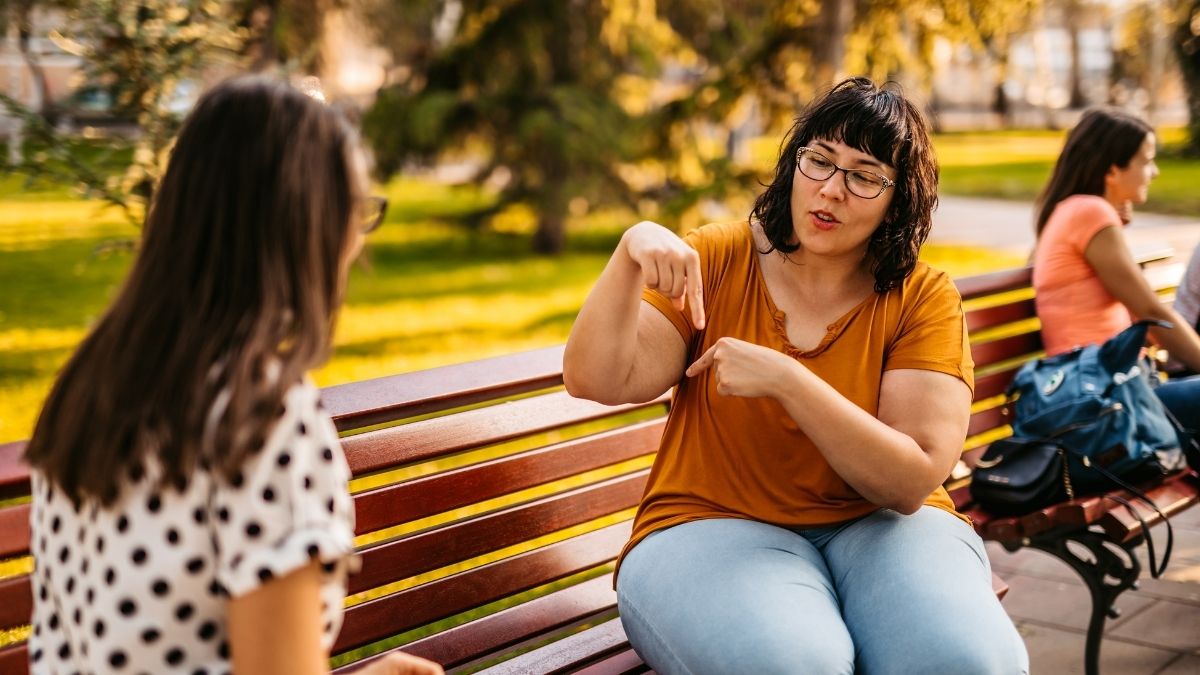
left=1033, top=107, right=1200, bottom=440
left=24, top=77, right=441, bottom=675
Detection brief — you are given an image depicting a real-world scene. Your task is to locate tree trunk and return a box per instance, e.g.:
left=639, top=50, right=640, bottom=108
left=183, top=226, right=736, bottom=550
left=1174, top=2, right=1200, bottom=155
left=1066, top=0, right=1087, bottom=108
left=6, top=22, right=22, bottom=167
left=247, top=0, right=280, bottom=71
left=533, top=171, right=569, bottom=254
left=812, top=0, right=854, bottom=93
left=10, top=0, right=49, bottom=117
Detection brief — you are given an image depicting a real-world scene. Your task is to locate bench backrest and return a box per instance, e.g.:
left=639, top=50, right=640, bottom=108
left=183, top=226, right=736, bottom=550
left=0, top=348, right=666, bottom=673
left=0, top=255, right=1184, bottom=673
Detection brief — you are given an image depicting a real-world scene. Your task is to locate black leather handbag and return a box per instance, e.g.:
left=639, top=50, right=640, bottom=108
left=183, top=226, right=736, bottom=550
left=969, top=438, right=1068, bottom=516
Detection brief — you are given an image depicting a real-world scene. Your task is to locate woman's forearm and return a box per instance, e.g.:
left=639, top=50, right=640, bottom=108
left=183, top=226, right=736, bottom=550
left=773, top=364, right=952, bottom=513
left=1146, top=306, right=1200, bottom=372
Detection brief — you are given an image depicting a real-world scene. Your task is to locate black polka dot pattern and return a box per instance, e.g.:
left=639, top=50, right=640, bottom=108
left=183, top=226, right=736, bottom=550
left=26, top=382, right=356, bottom=672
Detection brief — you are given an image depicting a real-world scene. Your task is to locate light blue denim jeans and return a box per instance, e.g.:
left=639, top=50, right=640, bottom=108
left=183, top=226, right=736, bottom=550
left=616, top=507, right=1029, bottom=675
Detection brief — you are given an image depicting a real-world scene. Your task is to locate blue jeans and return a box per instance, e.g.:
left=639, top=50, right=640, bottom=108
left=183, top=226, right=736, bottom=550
left=1154, top=375, right=1200, bottom=440
left=616, top=508, right=1029, bottom=675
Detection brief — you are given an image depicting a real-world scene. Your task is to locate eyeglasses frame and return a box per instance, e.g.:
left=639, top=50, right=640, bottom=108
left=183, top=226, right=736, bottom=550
left=361, top=195, right=389, bottom=234
left=794, top=147, right=896, bottom=200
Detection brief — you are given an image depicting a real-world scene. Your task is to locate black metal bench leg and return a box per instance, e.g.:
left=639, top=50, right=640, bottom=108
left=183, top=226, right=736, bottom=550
left=1027, top=529, right=1141, bottom=675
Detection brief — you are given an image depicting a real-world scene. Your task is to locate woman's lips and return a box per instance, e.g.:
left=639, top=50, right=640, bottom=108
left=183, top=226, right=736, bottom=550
left=810, top=211, right=839, bottom=231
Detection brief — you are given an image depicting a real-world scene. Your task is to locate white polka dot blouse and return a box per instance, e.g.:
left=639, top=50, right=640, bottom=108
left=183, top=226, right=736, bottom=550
left=28, top=381, right=358, bottom=673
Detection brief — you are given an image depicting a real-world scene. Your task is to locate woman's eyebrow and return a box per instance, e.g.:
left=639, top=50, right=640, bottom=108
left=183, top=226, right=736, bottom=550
left=811, top=140, right=888, bottom=170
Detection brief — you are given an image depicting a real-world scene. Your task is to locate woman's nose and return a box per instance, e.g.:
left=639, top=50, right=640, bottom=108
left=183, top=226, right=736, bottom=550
left=818, top=170, right=849, bottom=200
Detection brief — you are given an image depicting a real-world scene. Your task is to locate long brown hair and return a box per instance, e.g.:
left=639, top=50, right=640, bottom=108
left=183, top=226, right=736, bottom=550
left=751, top=77, right=939, bottom=293
left=25, top=76, right=365, bottom=506
left=1035, top=107, right=1152, bottom=237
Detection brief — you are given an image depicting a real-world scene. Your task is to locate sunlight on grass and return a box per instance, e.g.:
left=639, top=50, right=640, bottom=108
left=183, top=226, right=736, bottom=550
left=2, top=166, right=1037, bottom=442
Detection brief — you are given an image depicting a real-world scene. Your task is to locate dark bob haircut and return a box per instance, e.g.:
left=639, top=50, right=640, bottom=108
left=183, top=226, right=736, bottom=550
left=750, top=77, right=938, bottom=293
left=1034, top=107, right=1152, bottom=237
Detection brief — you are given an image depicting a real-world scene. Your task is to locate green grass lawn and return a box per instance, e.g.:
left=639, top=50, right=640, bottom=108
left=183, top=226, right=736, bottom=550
left=935, top=126, right=1200, bottom=215
left=25, top=123, right=1198, bottom=442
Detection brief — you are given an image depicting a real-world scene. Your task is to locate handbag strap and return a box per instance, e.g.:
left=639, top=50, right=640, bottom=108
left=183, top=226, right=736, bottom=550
left=1070, top=450, right=1174, bottom=578
left=1104, top=494, right=1167, bottom=578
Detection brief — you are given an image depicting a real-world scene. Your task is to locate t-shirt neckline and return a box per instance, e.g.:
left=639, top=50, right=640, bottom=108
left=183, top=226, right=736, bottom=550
left=745, top=224, right=875, bottom=359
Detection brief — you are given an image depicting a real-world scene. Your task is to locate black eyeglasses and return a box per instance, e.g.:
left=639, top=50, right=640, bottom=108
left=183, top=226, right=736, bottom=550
left=795, top=147, right=895, bottom=200
left=361, top=196, right=388, bottom=234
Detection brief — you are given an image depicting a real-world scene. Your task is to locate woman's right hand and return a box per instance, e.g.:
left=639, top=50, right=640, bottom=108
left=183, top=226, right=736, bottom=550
left=357, top=652, right=444, bottom=675
left=622, top=220, right=705, bottom=329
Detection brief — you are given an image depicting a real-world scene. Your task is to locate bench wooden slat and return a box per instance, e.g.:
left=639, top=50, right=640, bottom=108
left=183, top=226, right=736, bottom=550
left=965, top=299, right=1037, bottom=334
left=1144, top=262, right=1187, bottom=294
left=572, top=649, right=650, bottom=675
left=479, top=617, right=631, bottom=675
left=969, top=333, right=1042, bottom=366
left=967, top=406, right=1008, bottom=439
left=974, top=366, right=1023, bottom=401
left=0, top=576, right=31, bottom=634
left=350, top=472, right=646, bottom=595
left=958, top=470, right=1200, bottom=546
left=341, top=391, right=668, bottom=477
left=353, top=420, right=663, bottom=536
left=335, top=522, right=630, bottom=654
left=1097, top=470, right=1200, bottom=542
left=956, top=267, right=1032, bottom=301
left=363, top=575, right=618, bottom=673
left=0, top=443, right=28, bottom=501
left=0, top=643, right=25, bottom=675
left=325, top=346, right=567, bottom=432
left=0, top=505, right=30, bottom=559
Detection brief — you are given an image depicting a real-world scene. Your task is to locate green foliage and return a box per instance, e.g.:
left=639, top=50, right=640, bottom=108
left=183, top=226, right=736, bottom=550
left=2, top=0, right=246, bottom=225
left=361, top=0, right=770, bottom=253
left=362, top=0, right=1046, bottom=253
left=1174, top=0, right=1200, bottom=155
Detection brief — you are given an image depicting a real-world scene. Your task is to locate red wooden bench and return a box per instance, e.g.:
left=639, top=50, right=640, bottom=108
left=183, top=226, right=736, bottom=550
left=13, top=252, right=1195, bottom=672
left=949, top=256, right=1200, bottom=675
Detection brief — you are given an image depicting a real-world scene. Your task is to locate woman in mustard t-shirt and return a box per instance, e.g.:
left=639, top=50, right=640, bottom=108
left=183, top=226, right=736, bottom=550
left=1033, top=108, right=1200, bottom=444
left=564, top=78, right=1028, bottom=674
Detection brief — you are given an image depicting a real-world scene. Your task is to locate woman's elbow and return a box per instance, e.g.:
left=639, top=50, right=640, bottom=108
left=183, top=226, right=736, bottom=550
left=562, top=366, right=623, bottom=405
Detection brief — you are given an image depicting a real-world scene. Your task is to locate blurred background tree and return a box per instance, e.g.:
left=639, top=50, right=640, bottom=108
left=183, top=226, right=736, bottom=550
left=1, top=0, right=245, bottom=221
left=1174, top=0, right=1200, bottom=154
left=359, top=0, right=692, bottom=254
left=359, top=0, right=1041, bottom=253
left=238, top=0, right=336, bottom=72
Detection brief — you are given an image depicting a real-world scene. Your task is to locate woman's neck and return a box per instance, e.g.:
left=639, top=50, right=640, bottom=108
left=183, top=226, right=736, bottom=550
left=753, top=224, right=874, bottom=297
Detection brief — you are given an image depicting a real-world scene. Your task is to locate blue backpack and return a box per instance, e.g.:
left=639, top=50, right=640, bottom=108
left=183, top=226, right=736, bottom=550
left=1007, top=320, right=1187, bottom=493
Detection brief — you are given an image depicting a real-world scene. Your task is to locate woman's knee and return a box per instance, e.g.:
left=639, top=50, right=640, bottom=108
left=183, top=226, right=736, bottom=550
left=857, top=613, right=1028, bottom=675
left=916, top=631, right=1029, bottom=675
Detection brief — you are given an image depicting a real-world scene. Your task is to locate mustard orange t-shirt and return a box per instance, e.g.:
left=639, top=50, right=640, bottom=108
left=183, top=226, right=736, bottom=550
left=617, top=221, right=975, bottom=570
left=1033, top=195, right=1132, bottom=356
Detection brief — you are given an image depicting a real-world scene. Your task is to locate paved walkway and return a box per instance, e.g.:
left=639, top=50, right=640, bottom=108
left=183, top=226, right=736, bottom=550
left=933, top=196, right=1200, bottom=674
left=930, top=195, right=1200, bottom=260
left=987, top=507, right=1200, bottom=674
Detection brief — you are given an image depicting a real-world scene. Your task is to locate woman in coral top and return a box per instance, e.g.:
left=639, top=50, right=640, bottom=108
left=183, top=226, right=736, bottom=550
left=1033, top=107, right=1200, bottom=438
left=564, top=78, right=1027, bottom=674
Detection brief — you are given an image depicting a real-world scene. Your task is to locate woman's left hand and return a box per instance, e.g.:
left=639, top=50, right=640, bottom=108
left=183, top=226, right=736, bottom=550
left=685, top=337, right=797, bottom=399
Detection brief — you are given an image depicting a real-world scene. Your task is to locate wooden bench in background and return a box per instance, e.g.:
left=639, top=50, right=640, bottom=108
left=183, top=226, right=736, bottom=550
left=0, top=252, right=1192, bottom=674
